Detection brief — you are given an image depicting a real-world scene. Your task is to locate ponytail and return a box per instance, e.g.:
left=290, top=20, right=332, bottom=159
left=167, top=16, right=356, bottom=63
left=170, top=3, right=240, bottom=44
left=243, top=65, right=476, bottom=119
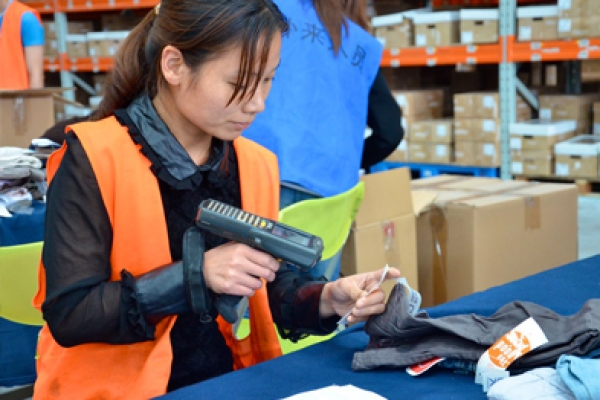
left=313, top=0, right=369, bottom=54
left=94, top=10, right=156, bottom=120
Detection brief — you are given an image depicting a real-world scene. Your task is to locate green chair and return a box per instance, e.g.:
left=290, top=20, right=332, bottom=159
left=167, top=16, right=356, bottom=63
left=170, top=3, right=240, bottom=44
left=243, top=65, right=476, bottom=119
left=0, top=241, right=45, bottom=326
left=237, top=182, right=365, bottom=354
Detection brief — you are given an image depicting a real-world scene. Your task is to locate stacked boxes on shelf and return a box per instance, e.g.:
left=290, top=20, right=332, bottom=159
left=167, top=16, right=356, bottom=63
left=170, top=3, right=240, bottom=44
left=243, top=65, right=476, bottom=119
left=558, top=0, right=600, bottom=39
left=372, top=10, right=424, bottom=49
left=406, top=119, right=454, bottom=164
left=459, top=9, right=499, bottom=45
left=516, top=6, right=560, bottom=41
left=454, top=92, right=531, bottom=167
left=510, top=120, right=576, bottom=176
left=555, top=135, right=600, bottom=178
left=539, top=94, right=600, bottom=134
left=413, top=11, right=460, bottom=47
left=389, top=89, right=445, bottom=163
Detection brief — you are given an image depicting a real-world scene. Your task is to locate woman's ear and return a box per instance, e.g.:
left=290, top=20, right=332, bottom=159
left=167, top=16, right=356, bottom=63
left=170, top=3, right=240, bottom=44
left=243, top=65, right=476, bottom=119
left=161, top=45, right=187, bottom=86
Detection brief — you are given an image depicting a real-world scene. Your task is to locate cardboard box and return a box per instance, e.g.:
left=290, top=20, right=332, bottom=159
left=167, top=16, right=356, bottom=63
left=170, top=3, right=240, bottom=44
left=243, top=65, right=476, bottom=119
left=413, top=11, right=460, bottom=47
left=454, top=118, right=500, bottom=142
left=385, top=140, right=408, bottom=162
left=558, top=0, right=599, bottom=18
left=407, top=119, right=453, bottom=143
left=66, top=34, right=88, bottom=58
left=454, top=92, right=531, bottom=120
left=411, top=175, right=578, bottom=307
left=517, top=6, right=559, bottom=41
left=341, top=168, right=419, bottom=294
left=554, top=135, right=600, bottom=178
left=459, top=9, right=499, bottom=44
left=0, top=89, right=64, bottom=148
left=392, top=89, right=444, bottom=118
left=594, top=102, right=600, bottom=134
left=372, top=10, right=425, bottom=49
left=87, top=31, right=130, bottom=57
left=539, top=94, right=600, bottom=134
left=511, top=153, right=554, bottom=176
left=407, top=142, right=428, bottom=163
left=558, top=16, right=600, bottom=39
left=510, top=120, right=576, bottom=157
left=453, top=140, right=499, bottom=167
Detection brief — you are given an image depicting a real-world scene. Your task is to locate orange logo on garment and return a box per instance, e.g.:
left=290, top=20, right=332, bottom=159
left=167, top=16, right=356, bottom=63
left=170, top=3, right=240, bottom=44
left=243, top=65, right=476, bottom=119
left=487, top=331, right=532, bottom=369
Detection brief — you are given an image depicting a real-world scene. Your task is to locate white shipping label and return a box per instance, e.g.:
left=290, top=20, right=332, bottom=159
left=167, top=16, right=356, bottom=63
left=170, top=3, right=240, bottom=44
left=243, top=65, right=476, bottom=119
left=558, top=0, right=571, bottom=9
left=594, top=123, right=600, bottom=135
left=396, top=95, right=407, bottom=107
left=416, top=34, right=426, bottom=47
left=556, top=163, right=569, bottom=176
left=436, top=125, right=447, bottom=137
left=461, top=31, right=474, bottom=44
left=483, top=120, right=496, bottom=132
left=558, top=19, right=572, bottom=33
left=435, top=145, right=447, bottom=156
left=519, top=26, right=532, bottom=41
left=512, top=162, right=523, bottom=174
left=483, top=144, right=496, bottom=156
left=377, top=37, right=386, bottom=46
left=510, top=138, right=522, bottom=150
left=575, top=161, right=582, bottom=170
left=539, top=108, right=552, bottom=120
left=483, top=96, right=496, bottom=108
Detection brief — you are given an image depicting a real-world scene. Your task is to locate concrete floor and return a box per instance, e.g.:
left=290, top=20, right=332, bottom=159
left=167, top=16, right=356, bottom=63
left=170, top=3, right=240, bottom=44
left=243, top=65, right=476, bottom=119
left=578, top=195, right=600, bottom=260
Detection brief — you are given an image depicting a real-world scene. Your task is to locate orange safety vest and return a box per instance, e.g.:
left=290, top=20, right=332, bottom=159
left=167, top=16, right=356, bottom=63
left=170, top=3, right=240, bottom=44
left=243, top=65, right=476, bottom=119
left=0, top=0, right=40, bottom=89
left=33, top=116, right=282, bottom=399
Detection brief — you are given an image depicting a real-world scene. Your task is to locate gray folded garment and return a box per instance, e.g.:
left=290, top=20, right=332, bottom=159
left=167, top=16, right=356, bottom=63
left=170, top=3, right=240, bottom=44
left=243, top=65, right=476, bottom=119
left=352, top=284, right=600, bottom=372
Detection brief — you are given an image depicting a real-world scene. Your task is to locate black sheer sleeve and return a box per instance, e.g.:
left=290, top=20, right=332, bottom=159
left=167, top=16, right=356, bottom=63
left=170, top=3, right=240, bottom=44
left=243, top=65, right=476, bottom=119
left=361, top=68, right=404, bottom=170
left=268, top=265, right=338, bottom=342
left=42, top=132, right=156, bottom=346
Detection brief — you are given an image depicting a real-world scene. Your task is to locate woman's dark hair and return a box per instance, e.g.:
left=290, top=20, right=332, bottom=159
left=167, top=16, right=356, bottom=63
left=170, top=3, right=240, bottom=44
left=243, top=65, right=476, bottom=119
left=313, top=0, right=368, bottom=55
left=95, top=0, right=288, bottom=120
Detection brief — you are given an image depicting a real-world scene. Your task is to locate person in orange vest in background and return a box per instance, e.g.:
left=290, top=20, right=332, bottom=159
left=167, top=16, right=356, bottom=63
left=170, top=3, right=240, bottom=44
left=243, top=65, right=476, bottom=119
left=32, top=1, right=401, bottom=399
left=0, top=0, right=45, bottom=89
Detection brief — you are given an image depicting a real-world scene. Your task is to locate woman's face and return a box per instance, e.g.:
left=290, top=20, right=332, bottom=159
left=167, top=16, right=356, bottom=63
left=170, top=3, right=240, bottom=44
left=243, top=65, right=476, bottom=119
left=172, top=35, right=282, bottom=142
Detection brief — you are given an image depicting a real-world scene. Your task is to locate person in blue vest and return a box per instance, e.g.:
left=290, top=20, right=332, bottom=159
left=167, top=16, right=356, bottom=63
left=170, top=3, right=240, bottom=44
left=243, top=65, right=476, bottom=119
left=243, top=0, right=403, bottom=208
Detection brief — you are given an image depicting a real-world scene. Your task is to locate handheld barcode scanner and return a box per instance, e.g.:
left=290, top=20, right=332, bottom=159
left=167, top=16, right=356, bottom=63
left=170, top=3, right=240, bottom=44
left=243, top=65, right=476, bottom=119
left=192, top=199, right=324, bottom=323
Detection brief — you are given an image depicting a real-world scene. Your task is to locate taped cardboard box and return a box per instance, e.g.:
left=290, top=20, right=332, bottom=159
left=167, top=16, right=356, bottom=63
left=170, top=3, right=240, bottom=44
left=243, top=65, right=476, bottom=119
left=459, top=9, right=499, bottom=45
left=341, top=168, right=421, bottom=296
left=517, top=5, right=559, bottom=41
left=0, top=88, right=70, bottom=148
left=411, top=175, right=578, bottom=307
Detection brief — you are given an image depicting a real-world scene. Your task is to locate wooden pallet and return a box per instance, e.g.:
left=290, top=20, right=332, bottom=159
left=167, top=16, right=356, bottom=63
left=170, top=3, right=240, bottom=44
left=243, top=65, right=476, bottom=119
left=514, top=175, right=600, bottom=194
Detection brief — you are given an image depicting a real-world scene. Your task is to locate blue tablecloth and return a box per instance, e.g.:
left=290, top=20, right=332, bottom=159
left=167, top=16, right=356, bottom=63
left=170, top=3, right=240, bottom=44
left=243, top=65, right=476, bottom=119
left=159, top=254, right=600, bottom=400
left=0, top=200, right=45, bottom=387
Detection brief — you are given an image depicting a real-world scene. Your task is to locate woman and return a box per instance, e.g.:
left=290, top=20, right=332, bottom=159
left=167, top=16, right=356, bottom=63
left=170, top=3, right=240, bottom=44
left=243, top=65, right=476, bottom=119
left=243, top=0, right=403, bottom=207
left=33, top=1, right=400, bottom=398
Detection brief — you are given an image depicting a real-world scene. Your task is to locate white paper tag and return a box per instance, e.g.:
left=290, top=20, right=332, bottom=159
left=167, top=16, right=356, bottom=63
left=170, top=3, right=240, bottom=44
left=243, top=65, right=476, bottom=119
left=539, top=108, right=552, bottom=120
left=416, top=34, right=426, bottom=47
left=435, top=145, right=447, bottom=156
left=556, top=163, right=569, bottom=175
left=594, top=123, right=600, bottom=135
left=396, top=95, right=407, bottom=107
left=483, top=120, right=496, bottom=132
left=558, top=0, right=571, bottom=9
left=461, top=31, right=474, bottom=44
left=482, top=370, right=510, bottom=393
left=512, top=162, right=523, bottom=174
left=483, top=96, right=495, bottom=108
left=483, top=144, right=496, bottom=156
left=510, top=138, right=522, bottom=150
left=519, top=26, right=532, bottom=41
left=376, top=37, right=386, bottom=46
left=436, top=125, right=447, bottom=137
left=558, top=19, right=572, bottom=33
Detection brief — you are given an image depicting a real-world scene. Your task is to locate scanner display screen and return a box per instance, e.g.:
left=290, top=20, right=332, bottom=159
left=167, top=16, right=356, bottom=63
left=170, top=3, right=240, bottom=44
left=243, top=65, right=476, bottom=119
left=271, top=225, right=311, bottom=246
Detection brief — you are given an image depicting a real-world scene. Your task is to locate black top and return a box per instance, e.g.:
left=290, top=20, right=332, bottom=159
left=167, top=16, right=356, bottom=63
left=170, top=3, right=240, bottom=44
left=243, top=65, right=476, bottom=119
left=41, top=96, right=337, bottom=392
left=361, top=69, right=404, bottom=170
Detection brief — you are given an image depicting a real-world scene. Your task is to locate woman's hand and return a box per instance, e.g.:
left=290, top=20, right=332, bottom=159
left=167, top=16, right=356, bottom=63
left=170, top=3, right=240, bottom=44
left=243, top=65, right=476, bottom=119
left=319, top=267, right=402, bottom=325
left=203, top=242, right=280, bottom=297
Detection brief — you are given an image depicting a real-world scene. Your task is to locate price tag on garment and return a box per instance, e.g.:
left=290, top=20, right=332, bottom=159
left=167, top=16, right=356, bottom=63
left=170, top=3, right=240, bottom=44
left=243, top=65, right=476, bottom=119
left=337, top=265, right=390, bottom=328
